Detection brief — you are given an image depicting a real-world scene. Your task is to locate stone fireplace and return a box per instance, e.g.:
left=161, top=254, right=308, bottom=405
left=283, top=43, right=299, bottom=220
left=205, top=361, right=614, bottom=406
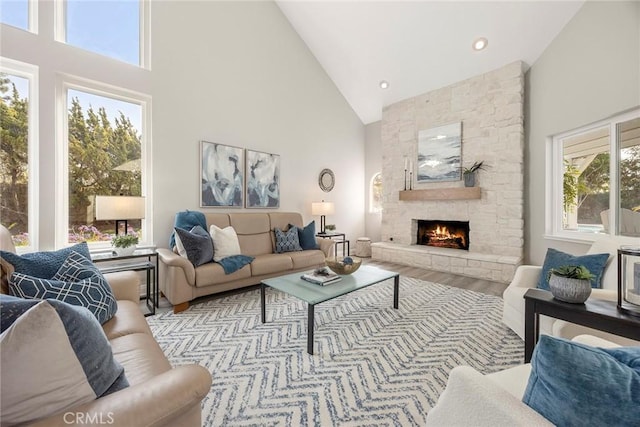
left=371, top=61, right=525, bottom=283
left=416, top=219, right=469, bottom=250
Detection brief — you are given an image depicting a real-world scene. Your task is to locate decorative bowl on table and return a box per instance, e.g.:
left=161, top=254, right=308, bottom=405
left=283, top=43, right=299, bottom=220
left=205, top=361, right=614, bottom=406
left=325, top=256, right=362, bottom=275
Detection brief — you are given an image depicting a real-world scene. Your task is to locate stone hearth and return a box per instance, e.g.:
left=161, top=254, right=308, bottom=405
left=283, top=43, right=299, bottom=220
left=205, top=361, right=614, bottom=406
left=373, top=61, right=524, bottom=283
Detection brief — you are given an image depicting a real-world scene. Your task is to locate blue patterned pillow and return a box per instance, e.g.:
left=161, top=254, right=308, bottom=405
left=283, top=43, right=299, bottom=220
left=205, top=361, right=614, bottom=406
left=289, top=221, right=319, bottom=250
left=523, top=335, right=640, bottom=426
left=0, top=242, right=91, bottom=279
left=9, top=251, right=117, bottom=324
left=274, top=227, right=302, bottom=253
left=537, top=248, right=609, bottom=290
left=0, top=295, right=128, bottom=425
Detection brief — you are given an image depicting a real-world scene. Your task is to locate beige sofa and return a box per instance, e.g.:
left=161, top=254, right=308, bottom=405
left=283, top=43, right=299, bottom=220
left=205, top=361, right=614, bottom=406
left=158, top=212, right=333, bottom=313
left=0, top=226, right=212, bottom=426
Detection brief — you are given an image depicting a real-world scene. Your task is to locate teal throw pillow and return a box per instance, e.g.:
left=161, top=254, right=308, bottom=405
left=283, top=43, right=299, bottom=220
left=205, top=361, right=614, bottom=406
left=174, top=226, right=214, bottom=266
left=274, top=227, right=302, bottom=253
left=8, top=251, right=118, bottom=324
left=0, top=242, right=91, bottom=279
left=523, top=335, right=640, bottom=427
left=0, top=295, right=128, bottom=425
left=289, top=221, right=319, bottom=250
left=537, top=248, right=609, bottom=290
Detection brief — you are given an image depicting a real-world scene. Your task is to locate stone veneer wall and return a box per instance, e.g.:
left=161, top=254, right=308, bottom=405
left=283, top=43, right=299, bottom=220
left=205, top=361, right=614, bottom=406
left=372, top=61, right=525, bottom=283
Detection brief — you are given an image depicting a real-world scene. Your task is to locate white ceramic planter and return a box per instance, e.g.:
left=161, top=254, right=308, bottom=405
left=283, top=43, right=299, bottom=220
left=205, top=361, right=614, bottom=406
left=113, top=246, right=136, bottom=257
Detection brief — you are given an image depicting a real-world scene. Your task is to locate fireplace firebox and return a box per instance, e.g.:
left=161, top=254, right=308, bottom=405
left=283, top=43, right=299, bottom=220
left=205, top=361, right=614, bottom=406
left=417, top=220, right=469, bottom=250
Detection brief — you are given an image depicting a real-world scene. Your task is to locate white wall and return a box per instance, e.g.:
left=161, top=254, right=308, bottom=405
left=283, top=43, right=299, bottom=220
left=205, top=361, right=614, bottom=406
left=364, top=121, right=382, bottom=241
left=525, top=1, right=640, bottom=264
left=150, top=1, right=365, bottom=247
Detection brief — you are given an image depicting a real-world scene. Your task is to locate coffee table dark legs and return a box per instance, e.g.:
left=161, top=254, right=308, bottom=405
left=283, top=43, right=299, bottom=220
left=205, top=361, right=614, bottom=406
left=308, top=304, right=315, bottom=355
left=261, top=283, right=266, bottom=323
left=393, top=275, right=399, bottom=309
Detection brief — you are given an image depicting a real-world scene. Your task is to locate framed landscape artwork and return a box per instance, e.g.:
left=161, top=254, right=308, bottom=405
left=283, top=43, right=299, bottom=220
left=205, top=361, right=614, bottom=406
left=200, top=141, right=244, bottom=207
left=245, top=149, right=280, bottom=208
left=417, top=122, right=462, bottom=183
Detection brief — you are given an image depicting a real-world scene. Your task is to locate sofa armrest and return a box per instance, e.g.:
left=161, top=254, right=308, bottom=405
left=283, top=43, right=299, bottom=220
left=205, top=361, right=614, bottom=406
left=507, top=265, right=542, bottom=290
left=30, top=365, right=212, bottom=427
left=316, top=238, right=334, bottom=258
left=105, top=271, right=140, bottom=303
left=426, top=366, right=553, bottom=426
left=157, top=248, right=195, bottom=285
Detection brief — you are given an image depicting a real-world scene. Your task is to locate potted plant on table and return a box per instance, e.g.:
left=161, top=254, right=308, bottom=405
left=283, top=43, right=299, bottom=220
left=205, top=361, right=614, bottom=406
left=112, top=234, right=139, bottom=257
left=547, top=265, right=595, bottom=303
left=462, top=161, right=487, bottom=187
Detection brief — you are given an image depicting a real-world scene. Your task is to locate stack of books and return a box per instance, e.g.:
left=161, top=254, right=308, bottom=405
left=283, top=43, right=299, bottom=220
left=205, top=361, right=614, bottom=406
left=301, top=267, right=342, bottom=286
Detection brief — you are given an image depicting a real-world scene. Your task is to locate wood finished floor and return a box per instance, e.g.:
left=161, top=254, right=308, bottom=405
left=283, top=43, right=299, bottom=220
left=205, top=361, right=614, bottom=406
left=149, top=258, right=507, bottom=313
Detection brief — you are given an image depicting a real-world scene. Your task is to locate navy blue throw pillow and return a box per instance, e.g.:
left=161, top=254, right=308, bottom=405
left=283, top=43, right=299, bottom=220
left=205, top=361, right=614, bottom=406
left=174, top=226, right=214, bottom=266
left=0, top=242, right=91, bottom=279
left=537, top=248, right=609, bottom=290
left=289, top=221, right=319, bottom=250
left=169, top=210, right=207, bottom=249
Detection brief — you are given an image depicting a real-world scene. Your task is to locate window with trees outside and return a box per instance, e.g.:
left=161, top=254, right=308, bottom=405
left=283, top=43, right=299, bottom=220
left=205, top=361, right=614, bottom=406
left=370, top=172, right=383, bottom=213
left=548, top=108, right=640, bottom=239
left=64, top=85, right=144, bottom=246
left=0, top=65, right=37, bottom=249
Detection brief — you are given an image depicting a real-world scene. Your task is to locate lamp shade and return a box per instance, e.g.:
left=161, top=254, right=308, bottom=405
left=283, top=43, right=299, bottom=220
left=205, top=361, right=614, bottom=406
left=95, top=196, right=145, bottom=220
left=312, top=201, right=335, bottom=216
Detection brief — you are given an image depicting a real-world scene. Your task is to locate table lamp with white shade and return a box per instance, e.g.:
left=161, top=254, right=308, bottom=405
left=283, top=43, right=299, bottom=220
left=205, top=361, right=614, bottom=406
left=95, top=195, right=145, bottom=236
left=311, top=200, right=335, bottom=234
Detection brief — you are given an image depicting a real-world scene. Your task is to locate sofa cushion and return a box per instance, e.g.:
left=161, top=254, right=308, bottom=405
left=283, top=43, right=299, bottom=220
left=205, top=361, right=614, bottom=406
left=290, top=221, right=319, bottom=250
left=274, top=227, right=303, bottom=253
left=210, top=225, right=242, bottom=262
left=174, top=226, right=214, bottom=267
left=0, top=242, right=91, bottom=279
left=9, top=251, right=118, bottom=324
left=289, top=249, right=325, bottom=270
left=169, top=210, right=207, bottom=249
left=523, top=335, right=640, bottom=426
left=194, top=261, right=251, bottom=287
left=102, top=300, right=154, bottom=340
left=0, top=295, right=128, bottom=426
left=537, top=248, right=609, bottom=290
left=251, top=253, right=294, bottom=276
left=110, top=333, right=172, bottom=386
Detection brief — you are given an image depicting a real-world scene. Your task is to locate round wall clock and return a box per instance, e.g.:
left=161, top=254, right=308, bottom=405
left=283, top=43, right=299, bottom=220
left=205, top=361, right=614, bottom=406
left=318, top=168, right=335, bottom=192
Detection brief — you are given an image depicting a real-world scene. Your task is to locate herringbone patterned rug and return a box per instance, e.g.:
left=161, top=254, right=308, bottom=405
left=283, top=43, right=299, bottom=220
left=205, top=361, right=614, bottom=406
left=147, top=276, right=523, bottom=426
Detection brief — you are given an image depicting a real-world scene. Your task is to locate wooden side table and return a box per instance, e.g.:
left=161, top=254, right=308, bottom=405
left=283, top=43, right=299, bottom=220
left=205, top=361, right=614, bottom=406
left=523, top=288, right=640, bottom=362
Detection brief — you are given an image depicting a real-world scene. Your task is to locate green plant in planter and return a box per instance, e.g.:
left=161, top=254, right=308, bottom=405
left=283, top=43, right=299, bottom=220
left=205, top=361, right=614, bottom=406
left=547, top=265, right=595, bottom=281
left=324, top=224, right=336, bottom=231
left=112, top=234, right=139, bottom=249
left=462, top=161, right=487, bottom=176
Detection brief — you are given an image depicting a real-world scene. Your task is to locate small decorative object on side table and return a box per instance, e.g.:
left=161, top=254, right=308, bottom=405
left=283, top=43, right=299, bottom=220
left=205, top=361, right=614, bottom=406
left=618, top=246, right=640, bottom=317
left=547, top=265, right=594, bottom=303
left=111, top=233, right=139, bottom=257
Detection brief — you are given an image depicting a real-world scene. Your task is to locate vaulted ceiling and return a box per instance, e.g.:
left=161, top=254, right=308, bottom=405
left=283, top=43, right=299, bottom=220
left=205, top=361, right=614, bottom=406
left=277, top=1, right=585, bottom=124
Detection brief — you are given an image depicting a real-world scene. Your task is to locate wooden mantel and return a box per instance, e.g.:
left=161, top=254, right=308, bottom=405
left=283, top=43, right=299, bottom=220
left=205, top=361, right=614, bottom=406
left=399, top=187, right=481, bottom=201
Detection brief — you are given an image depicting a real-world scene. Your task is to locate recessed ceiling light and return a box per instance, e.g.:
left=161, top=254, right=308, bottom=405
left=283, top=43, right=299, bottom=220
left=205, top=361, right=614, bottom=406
left=472, top=37, right=488, bottom=51
left=379, top=80, right=389, bottom=89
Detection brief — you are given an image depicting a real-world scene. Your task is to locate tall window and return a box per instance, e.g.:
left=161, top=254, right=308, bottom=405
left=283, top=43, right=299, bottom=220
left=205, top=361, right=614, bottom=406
left=0, top=0, right=29, bottom=30
left=63, top=0, right=143, bottom=66
left=63, top=84, right=145, bottom=246
left=0, top=60, right=37, bottom=250
left=370, top=172, right=383, bottom=213
left=548, top=108, right=640, bottom=239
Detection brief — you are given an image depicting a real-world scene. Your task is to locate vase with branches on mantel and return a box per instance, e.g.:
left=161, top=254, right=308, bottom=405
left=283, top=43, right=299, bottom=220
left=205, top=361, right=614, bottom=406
left=462, top=161, right=487, bottom=187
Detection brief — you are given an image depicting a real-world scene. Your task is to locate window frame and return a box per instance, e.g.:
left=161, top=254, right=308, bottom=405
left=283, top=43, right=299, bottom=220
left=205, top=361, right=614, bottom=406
left=0, top=0, right=37, bottom=33
left=369, top=172, right=382, bottom=214
left=55, top=74, right=152, bottom=250
left=545, top=107, right=640, bottom=243
left=0, top=57, right=39, bottom=253
left=55, top=0, right=150, bottom=69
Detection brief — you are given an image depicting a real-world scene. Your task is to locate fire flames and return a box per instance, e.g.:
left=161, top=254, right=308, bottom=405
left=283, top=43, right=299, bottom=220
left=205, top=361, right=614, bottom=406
left=426, top=224, right=466, bottom=249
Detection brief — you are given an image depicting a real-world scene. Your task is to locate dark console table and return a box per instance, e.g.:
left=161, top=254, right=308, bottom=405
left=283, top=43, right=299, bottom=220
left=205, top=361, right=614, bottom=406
left=523, top=288, right=640, bottom=362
